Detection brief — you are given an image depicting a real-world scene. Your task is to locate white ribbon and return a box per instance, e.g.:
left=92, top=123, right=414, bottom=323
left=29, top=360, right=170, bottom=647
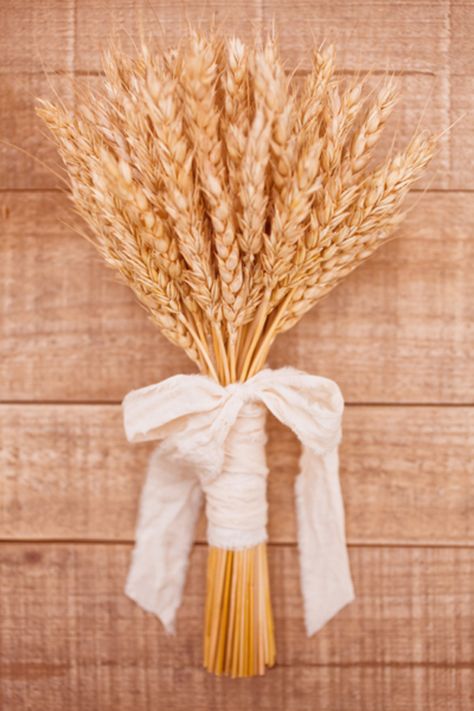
left=122, top=366, right=355, bottom=636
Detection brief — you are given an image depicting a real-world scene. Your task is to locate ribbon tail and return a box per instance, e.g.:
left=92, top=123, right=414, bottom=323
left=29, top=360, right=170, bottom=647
left=125, top=444, right=202, bottom=634
left=295, top=445, right=355, bottom=636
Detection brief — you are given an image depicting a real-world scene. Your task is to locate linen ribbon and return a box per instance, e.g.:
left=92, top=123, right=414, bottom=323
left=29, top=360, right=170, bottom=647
left=122, top=366, right=355, bottom=635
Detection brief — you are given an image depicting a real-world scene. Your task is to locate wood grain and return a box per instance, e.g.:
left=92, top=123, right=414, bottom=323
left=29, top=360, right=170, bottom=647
left=0, top=1, right=76, bottom=74
left=0, top=543, right=472, bottom=710
left=1, top=191, right=473, bottom=403
left=1, top=0, right=451, bottom=74
left=1, top=403, right=473, bottom=545
left=0, top=72, right=75, bottom=190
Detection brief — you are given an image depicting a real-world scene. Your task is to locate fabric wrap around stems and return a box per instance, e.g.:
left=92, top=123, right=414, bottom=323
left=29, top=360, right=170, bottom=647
left=122, top=366, right=355, bottom=636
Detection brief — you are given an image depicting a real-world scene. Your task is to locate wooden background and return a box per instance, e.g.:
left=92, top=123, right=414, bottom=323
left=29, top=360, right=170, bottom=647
left=1, top=1, right=473, bottom=709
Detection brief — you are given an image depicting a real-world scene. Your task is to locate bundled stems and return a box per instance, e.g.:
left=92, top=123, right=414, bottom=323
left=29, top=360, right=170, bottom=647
left=204, top=544, right=275, bottom=676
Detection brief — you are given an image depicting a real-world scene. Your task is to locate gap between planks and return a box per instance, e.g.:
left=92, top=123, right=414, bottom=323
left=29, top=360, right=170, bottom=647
left=1, top=400, right=474, bottom=407
left=2, top=539, right=474, bottom=549
left=0, top=400, right=474, bottom=409
left=0, top=68, right=438, bottom=79
left=2, top=187, right=474, bottom=195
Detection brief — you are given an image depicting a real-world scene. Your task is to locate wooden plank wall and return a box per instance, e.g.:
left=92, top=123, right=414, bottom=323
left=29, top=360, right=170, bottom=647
left=0, top=1, right=473, bottom=709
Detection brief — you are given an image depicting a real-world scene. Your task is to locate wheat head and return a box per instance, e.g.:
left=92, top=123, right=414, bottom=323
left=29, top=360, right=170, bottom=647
left=38, top=30, right=436, bottom=384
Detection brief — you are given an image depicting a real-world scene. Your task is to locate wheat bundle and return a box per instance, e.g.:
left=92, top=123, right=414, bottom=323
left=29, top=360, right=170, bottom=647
left=38, top=30, right=435, bottom=678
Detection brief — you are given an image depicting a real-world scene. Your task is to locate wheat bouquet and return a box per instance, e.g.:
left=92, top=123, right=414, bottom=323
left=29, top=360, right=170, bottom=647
left=38, top=30, right=435, bottom=678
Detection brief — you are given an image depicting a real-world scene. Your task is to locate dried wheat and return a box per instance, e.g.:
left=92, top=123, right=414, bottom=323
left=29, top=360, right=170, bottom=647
left=38, top=30, right=436, bottom=678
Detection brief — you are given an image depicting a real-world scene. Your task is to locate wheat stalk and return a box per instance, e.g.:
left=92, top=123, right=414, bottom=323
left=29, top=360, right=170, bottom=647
left=38, top=30, right=436, bottom=677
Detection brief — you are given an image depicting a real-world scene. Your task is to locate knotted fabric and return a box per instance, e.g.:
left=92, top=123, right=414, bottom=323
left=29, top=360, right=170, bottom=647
left=122, top=366, right=355, bottom=635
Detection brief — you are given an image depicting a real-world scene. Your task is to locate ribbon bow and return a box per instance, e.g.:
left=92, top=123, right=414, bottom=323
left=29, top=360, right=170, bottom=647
left=123, top=366, right=354, bottom=635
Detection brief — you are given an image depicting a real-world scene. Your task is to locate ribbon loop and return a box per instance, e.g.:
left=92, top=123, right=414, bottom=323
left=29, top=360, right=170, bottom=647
left=123, top=366, right=354, bottom=636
